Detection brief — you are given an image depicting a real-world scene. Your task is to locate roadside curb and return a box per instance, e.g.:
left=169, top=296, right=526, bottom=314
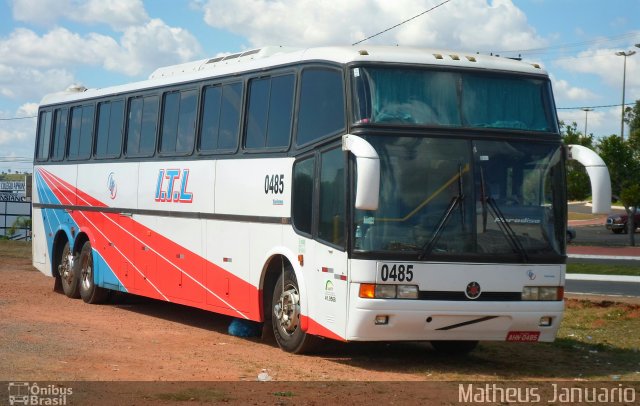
left=566, top=273, right=640, bottom=283
left=568, top=253, right=640, bottom=261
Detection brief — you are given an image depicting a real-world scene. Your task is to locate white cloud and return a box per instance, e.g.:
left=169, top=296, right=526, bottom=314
left=0, top=105, right=37, bottom=171
left=0, top=64, right=75, bottom=102
left=0, top=22, right=202, bottom=79
left=11, top=0, right=148, bottom=30
left=551, top=75, right=596, bottom=103
left=554, top=47, right=640, bottom=98
left=197, top=0, right=546, bottom=52
left=557, top=107, right=622, bottom=138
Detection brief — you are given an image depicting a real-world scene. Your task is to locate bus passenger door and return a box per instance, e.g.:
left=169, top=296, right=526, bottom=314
left=294, top=146, right=349, bottom=339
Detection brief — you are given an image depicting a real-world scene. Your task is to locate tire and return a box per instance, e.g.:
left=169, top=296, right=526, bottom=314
left=58, top=241, right=80, bottom=298
left=431, top=340, right=479, bottom=355
left=271, top=267, right=318, bottom=354
left=77, top=241, right=109, bottom=304
left=612, top=229, right=623, bottom=234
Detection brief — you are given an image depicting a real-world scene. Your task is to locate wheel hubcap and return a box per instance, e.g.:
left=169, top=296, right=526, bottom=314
left=81, top=255, right=92, bottom=290
left=58, top=250, right=74, bottom=284
left=274, top=284, right=300, bottom=336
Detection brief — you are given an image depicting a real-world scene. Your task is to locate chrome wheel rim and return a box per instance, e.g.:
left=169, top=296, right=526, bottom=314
left=58, top=246, right=74, bottom=285
left=274, top=283, right=300, bottom=336
left=80, top=253, right=92, bottom=291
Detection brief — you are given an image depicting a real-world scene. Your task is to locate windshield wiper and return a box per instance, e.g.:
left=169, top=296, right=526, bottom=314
left=485, top=197, right=529, bottom=262
left=418, top=165, right=465, bottom=260
left=479, top=167, right=528, bottom=262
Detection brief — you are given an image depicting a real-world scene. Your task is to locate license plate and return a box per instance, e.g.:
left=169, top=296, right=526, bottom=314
left=506, top=331, right=540, bottom=342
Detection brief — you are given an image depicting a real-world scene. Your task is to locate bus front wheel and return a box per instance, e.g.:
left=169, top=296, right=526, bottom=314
left=77, top=241, right=109, bottom=304
left=271, top=268, right=318, bottom=354
left=58, top=241, right=80, bottom=298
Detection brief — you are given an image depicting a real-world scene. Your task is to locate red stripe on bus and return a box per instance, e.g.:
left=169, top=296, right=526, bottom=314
left=38, top=168, right=261, bottom=320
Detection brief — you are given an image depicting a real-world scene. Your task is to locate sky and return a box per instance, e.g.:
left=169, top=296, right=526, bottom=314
left=0, top=0, right=639, bottom=173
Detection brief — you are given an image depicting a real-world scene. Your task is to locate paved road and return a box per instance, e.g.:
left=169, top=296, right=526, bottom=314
left=565, top=279, right=640, bottom=297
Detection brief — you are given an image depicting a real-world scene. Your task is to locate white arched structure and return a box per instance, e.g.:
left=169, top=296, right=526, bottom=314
left=567, top=144, right=612, bottom=214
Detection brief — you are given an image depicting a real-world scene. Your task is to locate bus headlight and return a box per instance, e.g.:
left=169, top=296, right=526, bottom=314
left=359, top=284, right=419, bottom=299
left=522, top=286, right=563, bottom=301
left=396, top=284, right=419, bottom=299
left=375, top=284, right=396, bottom=298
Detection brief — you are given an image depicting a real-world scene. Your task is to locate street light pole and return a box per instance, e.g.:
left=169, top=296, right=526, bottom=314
left=582, top=107, right=593, bottom=137
left=615, top=49, right=636, bottom=140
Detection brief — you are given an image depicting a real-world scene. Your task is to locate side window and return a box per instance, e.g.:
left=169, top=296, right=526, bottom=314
left=318, top=147, right=345, bottom=247
left=126, top=95, right=158, bottom=157
left=160, top=89, right=197, bottom=155
left=36, top=111, right=53, bottom=161
left=95, top=100, right=124, bottom=159
left=68, top=105, right=94, bottom=160
left=199, top=82, right=242, bottom=152
left=51, top=108, right=69, bottom=161
left=292, top=156, right=315, bottom=235
left=245, top=74, right=294, bottom=150
left=297, top=69, right=345, bottom=146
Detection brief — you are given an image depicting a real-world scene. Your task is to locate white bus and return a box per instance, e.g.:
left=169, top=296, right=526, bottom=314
left=32, top=46, right=607, bottom=354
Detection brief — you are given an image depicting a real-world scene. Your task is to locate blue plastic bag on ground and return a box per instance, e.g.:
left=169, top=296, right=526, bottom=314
left=228, top=318, right=262, bottom=337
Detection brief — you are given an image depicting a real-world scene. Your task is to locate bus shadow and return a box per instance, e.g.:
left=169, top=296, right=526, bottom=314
left=85, top=291, right=639, bottom=380
left=105, top=291, right=236, bottom=336
left=316, top=339, right=640, bottom=379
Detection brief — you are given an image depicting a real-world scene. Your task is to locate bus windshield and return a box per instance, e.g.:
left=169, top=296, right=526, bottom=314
left=353, top=136, right=566, bottom=262
left=352, top=66, right=557, bottom=132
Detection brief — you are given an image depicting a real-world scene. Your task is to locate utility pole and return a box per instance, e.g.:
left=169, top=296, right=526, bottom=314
left=615, top=49, right=636, bottom=140
left=582, top=107, right=593, bottom=137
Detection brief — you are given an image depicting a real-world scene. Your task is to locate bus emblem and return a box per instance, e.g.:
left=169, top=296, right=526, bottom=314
left=465, top=282, right=481, bottom=300
left=107, top=172, right=117, bottom=200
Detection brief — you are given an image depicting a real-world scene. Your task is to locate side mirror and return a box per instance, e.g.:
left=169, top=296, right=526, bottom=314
left=567, top=144, right=612, bottom=214
left=342, top=134, right=380, bottom=211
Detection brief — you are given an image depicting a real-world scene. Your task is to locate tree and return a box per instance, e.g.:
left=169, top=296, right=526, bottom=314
left=597, top=135, right=640, bottom=246
left=561, top=121, right=593, bottom=201
left=623, top=99, right=640, bottom=139
left=8, top=217, right=31, bottom=240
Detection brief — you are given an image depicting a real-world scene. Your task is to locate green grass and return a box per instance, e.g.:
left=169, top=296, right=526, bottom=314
left=559, top=299, right=640, bottom=351
left=568, top=212, right=602, bottom=221
left=567, top=263, right=640, bottom=276
left=0, top=240, right=31, bottom=259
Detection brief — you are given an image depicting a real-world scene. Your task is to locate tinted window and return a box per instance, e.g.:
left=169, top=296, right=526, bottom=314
left=51, top=108, right=68, bottom=161
left=126, top=95, right=158, bottom=157
left=318, top=147, right=345, bottom=247
left=292, top=156, right=315, bottom=235
left=95, top=100, right=124, bottom=158
left=219, top=83, right=242, bottom=150
left=160, top=89, right=197, bottom=155
left=297, top=69, right=345, bottom=146
left=245, top=74, right=294, bottom=149
left=245, top=78, right=269, bottom=149
left=36, top=111, right=53, bottom=161
left=68, top=105, right=94, bottom=160
left=200, top=82, right=242, bottom=152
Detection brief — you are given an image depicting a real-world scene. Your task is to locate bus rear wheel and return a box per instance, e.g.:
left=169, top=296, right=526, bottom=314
left=58, top=241, right=80, bottom=298
left=77, top=241, right=109, bottom=304
left=431, top=340, right=478, bottom=355
left=271, top=268, right=318, bottom=354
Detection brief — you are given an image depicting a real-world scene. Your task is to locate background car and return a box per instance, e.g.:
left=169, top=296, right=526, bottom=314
left=605, top=208, right=640, bottom=234
left=566, top=227, right=576, bottom=243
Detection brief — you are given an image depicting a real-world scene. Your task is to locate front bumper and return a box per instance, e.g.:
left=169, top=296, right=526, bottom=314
left=346, top=290, right=563, bottom=342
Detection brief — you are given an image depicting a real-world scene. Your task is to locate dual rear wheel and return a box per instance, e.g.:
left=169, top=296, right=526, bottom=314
left=56, top=240, right=107, bottom=304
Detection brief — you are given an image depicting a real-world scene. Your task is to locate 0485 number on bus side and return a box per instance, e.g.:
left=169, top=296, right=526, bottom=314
left=264, top=174, right=284, bottom=194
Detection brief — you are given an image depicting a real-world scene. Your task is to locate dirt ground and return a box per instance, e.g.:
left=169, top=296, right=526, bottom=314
left=1, top=257, right=638, bottom=405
